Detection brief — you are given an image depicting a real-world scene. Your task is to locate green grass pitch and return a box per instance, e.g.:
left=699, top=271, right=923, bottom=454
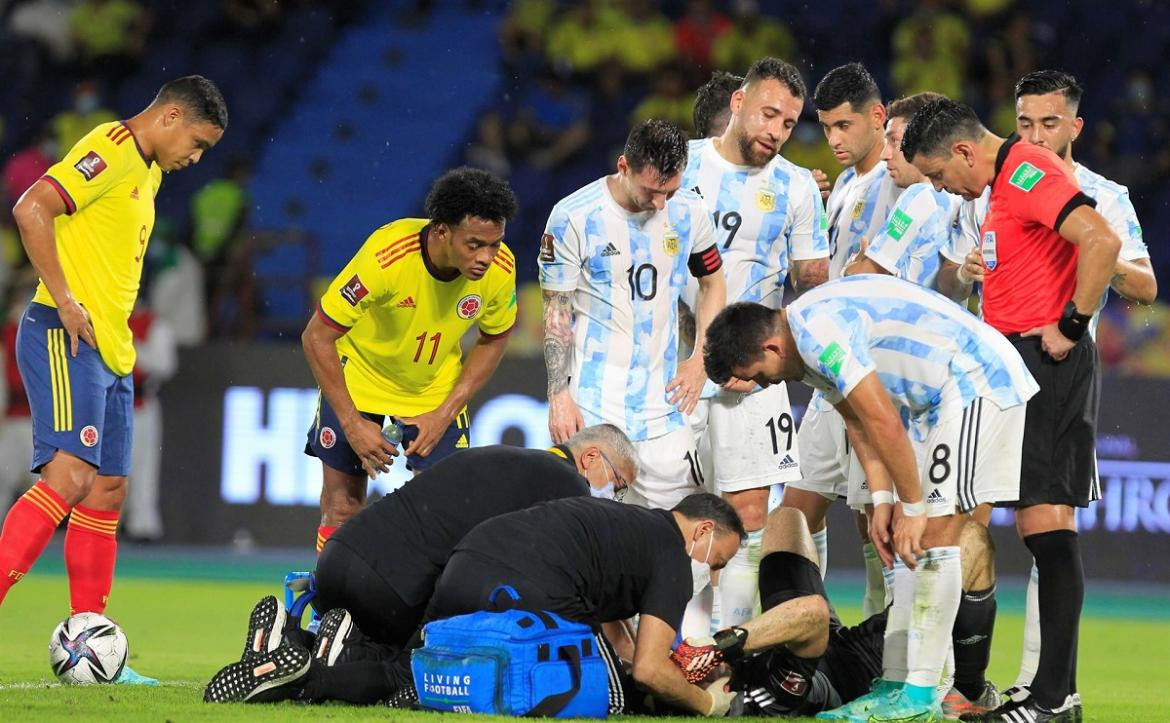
left=1, top=572, right=1167, bottom=722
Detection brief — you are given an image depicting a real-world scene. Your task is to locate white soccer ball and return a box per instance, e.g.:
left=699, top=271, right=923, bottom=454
left=48, top=612, right=128, bottom=684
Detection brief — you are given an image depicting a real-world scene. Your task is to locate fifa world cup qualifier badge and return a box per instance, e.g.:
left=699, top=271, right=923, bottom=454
left=457, top=294, right=482, bottom=320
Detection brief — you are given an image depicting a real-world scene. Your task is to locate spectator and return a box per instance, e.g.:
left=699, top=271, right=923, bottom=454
left=7, top=0, right=76, bottom=65
left=508, top=66, right=591, bottom=170
left=147, top=222, right=208, bottom=347
left=499, top=0, right=557, bottom=65
left=465, top=111, right=512, bottom=178
left=588, top=60, right=641, bottom=162
left=217, top=0, right=284, bottom=42
left=191, top=155, right=252, bottom=270
left=0, top=279, right=39, bottom=511
left=50, top=79, right=117, bottom=153
left=673, top=0, right=730, bottom=73
left=2, top=127, right=55, bottom=209
left=70, top=0, right=151, bottom=76
left=711, top=0, right=796, bottom=75
left=609, top=0, right=676, bottom=75
left=629, top=62, right=695, bottom=132
left=125, top=297, right=178, bottom=541
left=545, top=1, right=619, bottom=75
left=891, top=0, right=970, bottom=98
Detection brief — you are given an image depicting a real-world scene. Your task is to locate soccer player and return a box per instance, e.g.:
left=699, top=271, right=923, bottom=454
left=539, top=120, right=726, bottom=510
left=207, top=493, right=746, bottom=717
left=703, top=276, right=1039, bottom=722
left=0, top=76, right=226, bottom=683
left=782, top=62, right=901, bottom=615
left=902, top=97, right=1124, bottom=722
left=680, top=57, right=829, bottom=631
left=670, top=507, right=999, bottom=719
left=692, top=70, right=744, bottom=140
left=301, top=168, right=518, bottom=553
left=844, top=91, right=960, bottom=289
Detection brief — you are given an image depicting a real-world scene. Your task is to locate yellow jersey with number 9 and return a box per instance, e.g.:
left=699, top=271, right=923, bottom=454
left=316, top=218, right=517, bottom=416
left=35, top=121, right=162, bottom=376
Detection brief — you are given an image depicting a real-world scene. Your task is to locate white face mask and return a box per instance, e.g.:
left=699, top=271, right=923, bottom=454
left=589, top=480, right=616, bottom=500
left=687, top=529, right=717, bottom=596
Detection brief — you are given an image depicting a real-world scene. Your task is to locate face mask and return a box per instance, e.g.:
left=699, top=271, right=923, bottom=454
left=589, top=480, right=616, bottom=500
left=76, top=93, right=99, bottom=114
left=687, top=529, right=717, bottom=596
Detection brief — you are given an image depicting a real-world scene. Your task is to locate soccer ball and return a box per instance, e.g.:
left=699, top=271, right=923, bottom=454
left=48, top=612, right=128, bottom=684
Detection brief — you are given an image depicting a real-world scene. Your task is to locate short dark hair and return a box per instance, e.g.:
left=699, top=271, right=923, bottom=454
left=673, top=492, right=747, bottom=542
left=900, top=98, right=987, bottom=162
left=154, top=75, right=228, bottom=129
left=813, top=62, right=881, bottom=113
left=424, top=167, right=518, bottom=226
left=702, top=302, right=778, bottom=385
left=1015, top=70, right=1083, bottom=110
left=693, top=70, right=744, bottom=138
left=623, top=119, right=689, bottom=180
left=886, top=91, right=948, bottom=123
left=745, top=56, right=806, bottom=100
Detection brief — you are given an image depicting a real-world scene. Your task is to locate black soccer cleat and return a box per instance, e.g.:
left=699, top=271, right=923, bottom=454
left=242, top=595, right=287, bottom=660
left=204, top=644, right=311, bottom=704
left=312, top=607, right=354, bottom=667
left=970, top=693, right=1079, bottom=723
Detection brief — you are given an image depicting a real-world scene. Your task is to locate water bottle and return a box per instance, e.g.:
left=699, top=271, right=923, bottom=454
left=382, top=418, right=405, bottom=446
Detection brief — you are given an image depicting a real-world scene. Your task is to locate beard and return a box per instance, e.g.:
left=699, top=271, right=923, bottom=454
left=736, top=131, right=776, bottom=167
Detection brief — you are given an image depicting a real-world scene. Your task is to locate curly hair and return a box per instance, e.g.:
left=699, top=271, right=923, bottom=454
left=425, top=167, right=518, bottom=226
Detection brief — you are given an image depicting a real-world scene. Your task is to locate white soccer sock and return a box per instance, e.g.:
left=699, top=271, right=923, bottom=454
left=709, top=581, right=722, bottom=635
left=812, top=528, right=828, bottom=579
left=1014, top=561, right=1041, bottom=688
left=862, top=542, right=887, bottom=617
left=882, top=557, right=915, bottom=683
left=681, top=583, right=713, bottom=640
left=719, top=529, right=763, bottom=627
left=905, top=546, right=962, bottom=689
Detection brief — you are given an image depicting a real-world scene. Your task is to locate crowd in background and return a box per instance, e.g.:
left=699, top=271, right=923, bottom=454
left=0, top=1, right=1167, bottom=523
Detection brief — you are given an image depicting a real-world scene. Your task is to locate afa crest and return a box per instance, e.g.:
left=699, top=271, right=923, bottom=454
left=663, top=228, right=681, bottom=257
left=756, top=186, right=776, bottom=212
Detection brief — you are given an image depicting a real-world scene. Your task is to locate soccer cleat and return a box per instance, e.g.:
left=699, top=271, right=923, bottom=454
left=865, top=688, right=943, bottom=722
left=203, top=644, right=311, bottom=704
left=313, top=608, right=354, bottom=667
left=114, top=664, right=159, bottom=685
left=816, top=679, right=901, bottom=721
left=969, top=694, right=1078, bottom=723
left=942, top=682, right=1001, bottom=720
left=386, top=680, right=419, bottom=709
left=242, top=595, right=287, bottom=660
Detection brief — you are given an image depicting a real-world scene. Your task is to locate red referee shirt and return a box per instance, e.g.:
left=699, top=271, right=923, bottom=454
left=979, top=135, right=1096, bottom=334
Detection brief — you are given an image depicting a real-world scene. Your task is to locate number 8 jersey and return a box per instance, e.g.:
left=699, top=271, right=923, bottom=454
left=539, top=178, right=721, bottom=441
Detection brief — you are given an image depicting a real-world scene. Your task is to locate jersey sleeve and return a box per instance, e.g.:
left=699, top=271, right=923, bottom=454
left=865, top=186, right=935, bottom=276
left=788, top=171, right=831, bottom=261
left=42, top=130, right=130, bottom=216
left=537, top=205, right=583, bottom=292
left=791, top=310, right=874, bottom=403
left=1096, top=188, right=1149, bottom=261
left=317, top=233, right=395, bottom=331
left=942, top=197, right=981, bottom=264
left=1003, top=150, right=1095, bottom=232
left=478, top=265, right=518, bottom=337
left=686, top=203, right=722, bottom=278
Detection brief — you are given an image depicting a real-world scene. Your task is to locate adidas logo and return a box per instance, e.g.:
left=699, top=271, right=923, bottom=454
left=600, top=243, right=621, bottom=257
left=396, top=296, right=416, bottom=308
left=777, top=454, right=798, bottom=469
left=129, top=186, right=139, bottom=199
left=927, top=488, right=946, bottom=503
left=455, top=434, right=469, bottom=449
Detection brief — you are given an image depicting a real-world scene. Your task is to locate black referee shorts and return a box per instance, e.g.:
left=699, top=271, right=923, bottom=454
left=315, top=539, right=430, bottom=647
left=1004, top=333, right=1100, bottom=508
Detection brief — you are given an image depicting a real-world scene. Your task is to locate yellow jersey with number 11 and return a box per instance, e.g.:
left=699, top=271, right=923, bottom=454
left=316, top=218, right=517, bottom=416
left=35, top=121, right=162, bottom=376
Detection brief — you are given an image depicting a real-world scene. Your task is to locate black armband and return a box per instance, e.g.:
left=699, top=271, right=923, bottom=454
left=712, top=626, right=749, bottom=662
left=688, top=245, right=723, bottom=277
left=1057, top=301, right=1091, bottom=342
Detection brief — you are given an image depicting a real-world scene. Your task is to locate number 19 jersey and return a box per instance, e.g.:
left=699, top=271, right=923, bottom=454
left=538, top=178, right=720, bottom=441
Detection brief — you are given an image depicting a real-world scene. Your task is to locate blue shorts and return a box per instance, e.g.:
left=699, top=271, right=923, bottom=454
left=16, top=302, right=133, bottom=476
left=304, top=393, right=470, bottom=476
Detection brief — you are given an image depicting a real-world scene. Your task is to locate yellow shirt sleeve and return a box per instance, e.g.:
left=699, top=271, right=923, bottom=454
left=477, top=265, right=518, bottom=337
left=43, top=124, right=131, bottom=215
left=317, top=229, right=410, bottom=329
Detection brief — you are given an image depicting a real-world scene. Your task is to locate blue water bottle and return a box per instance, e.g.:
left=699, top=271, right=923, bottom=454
left=383, top=417, right=405, bottom=446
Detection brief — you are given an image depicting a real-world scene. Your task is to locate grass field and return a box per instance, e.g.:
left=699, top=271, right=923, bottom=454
left=1, top=555, right=1168, bottom=722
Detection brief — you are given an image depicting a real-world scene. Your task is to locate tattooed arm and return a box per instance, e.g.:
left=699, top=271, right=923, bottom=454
left=791, top=257, right=830, bottom=293
left=543, top=288, right=583, bottom=443
left=1110, top=257, right=1157, bottom=305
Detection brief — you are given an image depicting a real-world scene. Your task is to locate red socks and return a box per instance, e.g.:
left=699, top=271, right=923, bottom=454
left=0, top=481, right=70, bottom=607
left=317, top=525, right=338, bottom=555
left=65, top=505, right=120, bottom=614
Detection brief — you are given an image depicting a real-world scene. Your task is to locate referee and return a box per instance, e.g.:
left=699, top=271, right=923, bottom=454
left=902, top=99, right=1122, bottom=722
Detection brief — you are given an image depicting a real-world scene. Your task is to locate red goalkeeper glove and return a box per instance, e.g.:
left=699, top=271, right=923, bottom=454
left=671, top=627, right=748, bottom=684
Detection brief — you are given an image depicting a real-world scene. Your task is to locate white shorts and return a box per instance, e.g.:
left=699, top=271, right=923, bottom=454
left=623, top=424, right=704, bottom=510
left=702, top=383, right=802, bottom=493
left=915, top=398, right=1026, bottom=517
left=687, top=400, right=714, bottom=493
left=785, top=402, right=849, bottom=501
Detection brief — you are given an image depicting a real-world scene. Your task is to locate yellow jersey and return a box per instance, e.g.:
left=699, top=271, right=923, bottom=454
left=317, top=218, right=517, bottom=416
left=35, top=121, right=161, bottom=375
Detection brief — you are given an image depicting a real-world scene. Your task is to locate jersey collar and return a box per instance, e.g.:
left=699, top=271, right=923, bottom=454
left=419, top=224, right=461, bottom=282
left=119, top=121, right=150, bottom=167
left=993, top=133, right=1022, bottom=180
left=548, top=445, right=576, bottom=468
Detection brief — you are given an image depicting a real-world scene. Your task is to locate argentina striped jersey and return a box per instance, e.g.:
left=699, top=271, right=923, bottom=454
left=824, top=161, right=902, bottom=279
left=864, top=181, right=961, bottom=290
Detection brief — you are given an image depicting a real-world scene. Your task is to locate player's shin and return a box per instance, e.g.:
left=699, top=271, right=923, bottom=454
left=953, top=582, right=996, bottom=701
left=862, top=542, right=886, bottom=617
left=719, top=528, right=763, bottom=627
left=904, top=546, right=961, bottom=704
left=881, top=557, right=915, bottom=685
left=811, top=527, right=828, bottom=579
left=65, top=505, right=120, bottom=614
left=0, top=481, right=71, bottom=605
left=1013, top=561, right=1041, bottom=689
